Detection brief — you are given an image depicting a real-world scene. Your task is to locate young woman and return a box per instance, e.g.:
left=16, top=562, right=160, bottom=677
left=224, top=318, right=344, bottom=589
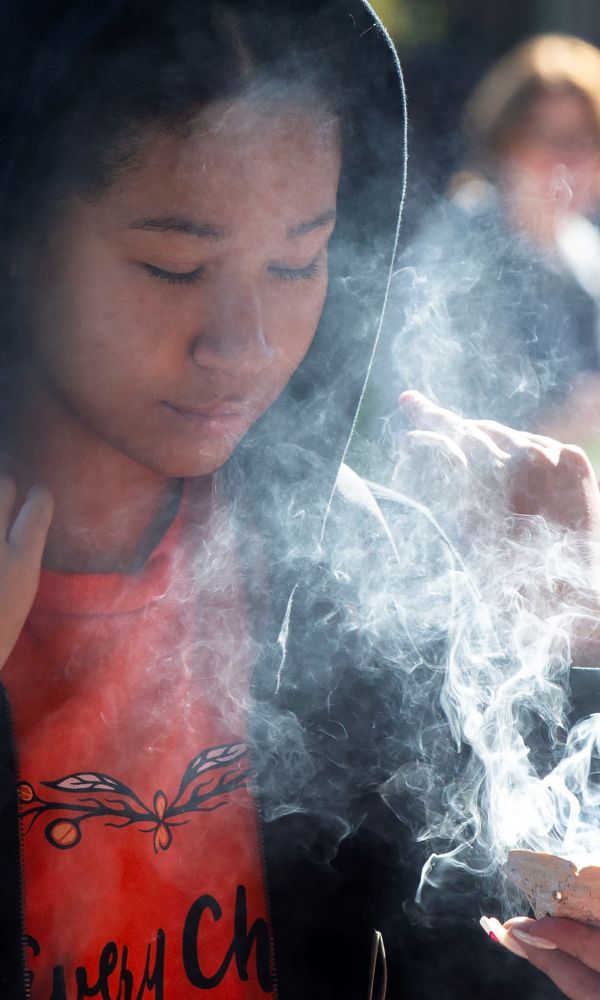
left=0, top=2, right=409, bottom=997
left=0, top=2, right=599, bottom=998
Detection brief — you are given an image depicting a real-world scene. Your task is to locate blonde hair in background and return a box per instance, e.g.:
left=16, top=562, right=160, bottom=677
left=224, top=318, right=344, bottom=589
left=464, top=34, right=600, bottom=168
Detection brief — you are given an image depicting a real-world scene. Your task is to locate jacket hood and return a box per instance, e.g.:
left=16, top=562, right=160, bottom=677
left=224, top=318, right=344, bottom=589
left=0, top=0, right=406, bottom=572
left=222, top=0, right=407, bottom=565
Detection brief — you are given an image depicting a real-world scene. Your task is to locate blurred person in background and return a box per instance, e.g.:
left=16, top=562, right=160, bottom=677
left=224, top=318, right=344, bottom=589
left=387, top=34, right=600, bottom=458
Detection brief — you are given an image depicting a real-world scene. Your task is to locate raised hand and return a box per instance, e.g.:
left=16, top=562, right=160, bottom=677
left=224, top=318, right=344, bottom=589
left=482, top=914, right=600, bottom=1000
left=397, top=390, right=600, bottom=664
left=398, top=390, right=600, bottom=533
left=0, top=477, right=54, bottom=668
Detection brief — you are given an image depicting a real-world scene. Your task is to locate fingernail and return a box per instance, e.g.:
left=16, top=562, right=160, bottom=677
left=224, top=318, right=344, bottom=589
left=511, top=928, right=558, bottom=951
left=480, top=916, right=528, bottom=959
left=398, top=389, right=424, bottom=409
left=27, top=484, right=51, bottom=501
left=398, top=389, right=413, bottom=406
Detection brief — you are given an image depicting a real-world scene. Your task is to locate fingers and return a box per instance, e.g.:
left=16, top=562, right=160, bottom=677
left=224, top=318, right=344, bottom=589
left=400, top=391, right=572, bottom=461
left=481, top=421, right=594, bottom=478
left=8, top=485, right=54, bottom=557
left=399, top=390, right=462, bottom=431
left=399, top=391, right=510, bottom=467
left=404, top=430, right=468, bottom=469
left=401, top=392, right=593, bottom=472
left=503, top=917, right=600, bottom=1000
left=478, top=422, right=563, bottom=466
left=399, top=391, right=600, bottom=528
left=506, top=917, right=600, bottom=975
left=482, top=915, right=600, bottom=999
left=400, top=392, right=566, bottom=467
left=0, top=476, right=55, bottom=553
left=522, top=948, right=600, bottom=999
left=0, top=480, right=53, bottom=669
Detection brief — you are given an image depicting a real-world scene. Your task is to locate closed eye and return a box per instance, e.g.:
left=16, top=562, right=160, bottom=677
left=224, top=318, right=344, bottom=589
left=269, top=259, right=323, bottom=282
left=142, top=263, right=205, bottom=285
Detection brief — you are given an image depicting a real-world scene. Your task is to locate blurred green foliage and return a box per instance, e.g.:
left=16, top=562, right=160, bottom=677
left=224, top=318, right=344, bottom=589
left=371, top=0, right=451, bottom=46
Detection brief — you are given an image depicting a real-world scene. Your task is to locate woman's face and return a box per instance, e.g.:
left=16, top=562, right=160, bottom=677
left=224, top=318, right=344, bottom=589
left=500, top=91, right=600, bottom=228
left=20, top=98, right=341, bottom=477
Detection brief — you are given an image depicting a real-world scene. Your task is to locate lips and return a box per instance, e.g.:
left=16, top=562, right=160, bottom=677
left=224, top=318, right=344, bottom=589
left=162, top=399, right=254, bottom=438
left=170, top=400, right=248, bottom=417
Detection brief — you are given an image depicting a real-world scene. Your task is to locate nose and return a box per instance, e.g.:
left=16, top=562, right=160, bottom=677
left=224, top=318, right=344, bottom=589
left=191, top=280, right=274, bottom=376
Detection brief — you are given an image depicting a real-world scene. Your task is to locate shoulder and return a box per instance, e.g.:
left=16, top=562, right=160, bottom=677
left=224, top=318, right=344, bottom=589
left=329, top=463, right=452, bottom=564
left=324, top=463, right=402, bottom=568
left=332, top=463, right=386, bottom=522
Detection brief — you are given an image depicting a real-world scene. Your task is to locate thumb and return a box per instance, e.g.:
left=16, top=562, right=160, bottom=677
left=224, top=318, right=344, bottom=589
left=8, top=486, right=54, bottom=561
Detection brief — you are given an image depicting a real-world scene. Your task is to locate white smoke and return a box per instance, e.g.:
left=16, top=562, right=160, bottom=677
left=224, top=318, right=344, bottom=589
left=354, top=208, right=600, bottom=917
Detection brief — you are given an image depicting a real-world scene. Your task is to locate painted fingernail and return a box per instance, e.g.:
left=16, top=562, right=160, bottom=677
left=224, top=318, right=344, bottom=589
left=480, top=916, right=498, bottom=942
left=511, top=928, right=558, bottom=951
left=480, top=916, right=528, bottom=959
left=398, top=391, right=420, bottom=409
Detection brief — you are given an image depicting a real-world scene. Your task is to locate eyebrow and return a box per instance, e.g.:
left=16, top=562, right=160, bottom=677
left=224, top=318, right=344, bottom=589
left=286, top=209, right=337, bottom=238
left=127, top=216, right=227, bottom=240
left=126, top=208, right=337, bottom=241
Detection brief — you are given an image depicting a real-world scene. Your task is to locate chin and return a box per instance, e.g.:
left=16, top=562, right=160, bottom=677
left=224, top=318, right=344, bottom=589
left=143, top=442, right=241, bottom=479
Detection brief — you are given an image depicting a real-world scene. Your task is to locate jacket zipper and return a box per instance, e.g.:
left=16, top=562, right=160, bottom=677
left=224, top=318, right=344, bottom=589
left=246, top=576, right=293, bottom=1000
left=1, top=688, right=30, bottom=999
left=254, top=790, right=280, bottom=1000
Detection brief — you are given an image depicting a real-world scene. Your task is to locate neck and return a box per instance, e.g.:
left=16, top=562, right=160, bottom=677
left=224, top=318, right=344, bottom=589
left=6, top=387, right=183, bottom=574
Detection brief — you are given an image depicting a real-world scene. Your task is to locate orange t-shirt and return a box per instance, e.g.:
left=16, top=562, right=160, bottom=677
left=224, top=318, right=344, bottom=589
left=3, top=483, right=273, bottom=999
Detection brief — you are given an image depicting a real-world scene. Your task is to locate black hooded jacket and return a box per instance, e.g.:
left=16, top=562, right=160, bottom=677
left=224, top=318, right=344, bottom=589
left=0, top=2, right=582, bottom=998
